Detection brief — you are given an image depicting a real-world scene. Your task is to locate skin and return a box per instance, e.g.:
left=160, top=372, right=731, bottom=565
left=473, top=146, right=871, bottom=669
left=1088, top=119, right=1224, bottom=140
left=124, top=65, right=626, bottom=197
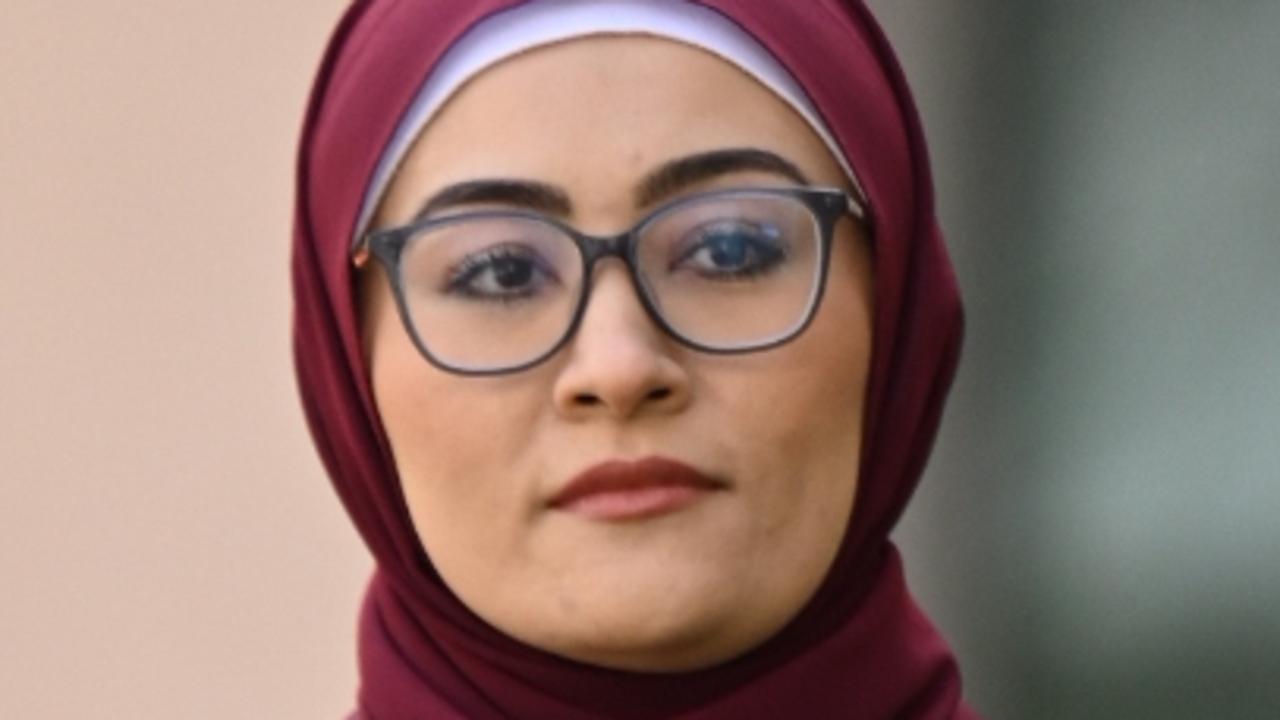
left=361, top=36, right=874, bottom=672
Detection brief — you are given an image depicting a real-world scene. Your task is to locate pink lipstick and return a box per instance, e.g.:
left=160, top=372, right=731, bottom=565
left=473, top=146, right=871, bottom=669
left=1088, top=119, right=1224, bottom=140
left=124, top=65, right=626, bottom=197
left=549, top=456, right=725, bottom=521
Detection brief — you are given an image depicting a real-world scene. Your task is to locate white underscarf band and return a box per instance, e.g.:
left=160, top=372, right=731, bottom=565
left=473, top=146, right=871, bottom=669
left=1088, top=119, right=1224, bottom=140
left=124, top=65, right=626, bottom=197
left=353, top=0, right=864, bottom=246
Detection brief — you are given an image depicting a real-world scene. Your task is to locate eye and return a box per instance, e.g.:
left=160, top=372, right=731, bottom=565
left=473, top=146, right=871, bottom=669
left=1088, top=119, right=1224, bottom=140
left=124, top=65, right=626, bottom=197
left=445, top=243, right=561, bottom=302
left=670, top=220, right=789, bottom=279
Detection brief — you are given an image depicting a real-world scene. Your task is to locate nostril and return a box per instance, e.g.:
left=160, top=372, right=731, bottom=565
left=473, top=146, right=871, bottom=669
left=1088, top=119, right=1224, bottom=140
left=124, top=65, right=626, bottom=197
left=647, top=387, right=672, bottom=402
left=574, top=393, right=601, bottom=406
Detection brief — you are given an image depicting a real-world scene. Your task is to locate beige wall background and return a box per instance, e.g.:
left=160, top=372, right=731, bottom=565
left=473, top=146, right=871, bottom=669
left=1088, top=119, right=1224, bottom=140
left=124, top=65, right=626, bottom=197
left=0, top=2, right=366, bottom=717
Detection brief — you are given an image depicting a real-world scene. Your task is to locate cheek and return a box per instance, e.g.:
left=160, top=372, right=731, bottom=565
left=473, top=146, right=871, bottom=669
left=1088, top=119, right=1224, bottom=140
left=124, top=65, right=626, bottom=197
left=737, top=362, right=865, bottom=531
left=365, top=293, right=547, bottom=567
left=732, top=241, right=872, bottom=536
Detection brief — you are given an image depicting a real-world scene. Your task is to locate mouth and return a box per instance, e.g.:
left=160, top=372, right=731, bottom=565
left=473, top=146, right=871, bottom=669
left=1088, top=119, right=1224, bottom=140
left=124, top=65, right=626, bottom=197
left=548, top=456, right=727, bottom=522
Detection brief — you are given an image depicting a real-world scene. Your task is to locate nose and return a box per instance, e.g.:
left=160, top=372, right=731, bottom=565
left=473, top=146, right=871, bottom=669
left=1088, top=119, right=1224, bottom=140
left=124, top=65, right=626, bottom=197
left=551, top=264, right=691, bottom=420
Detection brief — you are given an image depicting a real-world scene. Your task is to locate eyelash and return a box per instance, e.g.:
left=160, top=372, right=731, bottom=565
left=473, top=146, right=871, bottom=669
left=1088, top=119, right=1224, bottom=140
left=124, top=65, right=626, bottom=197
left=442, top=245, right=559, bottom=302
left=668, top=221, right=790, bottom=278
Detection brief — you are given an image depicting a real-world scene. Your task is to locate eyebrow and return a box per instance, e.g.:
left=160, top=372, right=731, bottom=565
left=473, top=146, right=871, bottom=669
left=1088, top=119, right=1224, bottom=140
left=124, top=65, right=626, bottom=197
left=410, top=147, right=811, bottom=222
left=633, top=147, right=812, bottom=207
left=413, top=179, right=572, bottom=222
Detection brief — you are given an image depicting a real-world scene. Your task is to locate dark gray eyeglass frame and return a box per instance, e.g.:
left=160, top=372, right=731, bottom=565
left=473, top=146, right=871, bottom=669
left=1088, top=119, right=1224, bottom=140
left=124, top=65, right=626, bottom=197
left=353, top=185, right=866, bottom=376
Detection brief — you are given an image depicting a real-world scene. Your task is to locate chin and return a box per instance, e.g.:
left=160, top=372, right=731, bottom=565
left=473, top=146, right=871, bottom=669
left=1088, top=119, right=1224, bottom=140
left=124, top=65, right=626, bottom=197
left=552, top=611, right=743, bottom=673
left=538, top=564, right=768, bottom=672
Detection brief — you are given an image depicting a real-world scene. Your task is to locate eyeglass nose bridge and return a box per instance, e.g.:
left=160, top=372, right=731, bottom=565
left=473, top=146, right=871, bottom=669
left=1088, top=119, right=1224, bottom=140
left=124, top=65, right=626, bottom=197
left=559, top=222, right=727, bottom=368
left=569, top=227, right=659, bottom=306
left=575, top=230, right=637, bottom=271
left=564, top=228, right=663, bottom=336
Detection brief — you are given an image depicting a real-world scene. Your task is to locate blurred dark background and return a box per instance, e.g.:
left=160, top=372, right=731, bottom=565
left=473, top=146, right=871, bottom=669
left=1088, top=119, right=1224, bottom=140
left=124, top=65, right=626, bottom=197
left=870, top=2, right=1280, bottom=718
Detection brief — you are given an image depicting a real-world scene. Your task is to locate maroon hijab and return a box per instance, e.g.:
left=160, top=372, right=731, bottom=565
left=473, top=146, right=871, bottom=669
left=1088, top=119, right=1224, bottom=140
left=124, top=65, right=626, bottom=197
left=293, top=1, right=974, bottom=717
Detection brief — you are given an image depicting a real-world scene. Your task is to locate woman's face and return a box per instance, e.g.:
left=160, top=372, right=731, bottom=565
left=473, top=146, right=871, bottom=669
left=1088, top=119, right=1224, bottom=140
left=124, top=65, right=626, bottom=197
left=362, top=36, right=873, bottom=672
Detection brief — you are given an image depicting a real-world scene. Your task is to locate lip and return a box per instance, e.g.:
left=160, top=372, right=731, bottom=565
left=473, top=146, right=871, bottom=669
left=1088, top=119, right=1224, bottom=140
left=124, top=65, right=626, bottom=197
left=549, top=456, right=726, bottom=522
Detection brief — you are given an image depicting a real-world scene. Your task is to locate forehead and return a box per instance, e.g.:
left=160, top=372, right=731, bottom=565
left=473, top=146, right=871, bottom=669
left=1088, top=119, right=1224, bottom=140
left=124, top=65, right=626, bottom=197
left=376, top=36, right=849, bottom=223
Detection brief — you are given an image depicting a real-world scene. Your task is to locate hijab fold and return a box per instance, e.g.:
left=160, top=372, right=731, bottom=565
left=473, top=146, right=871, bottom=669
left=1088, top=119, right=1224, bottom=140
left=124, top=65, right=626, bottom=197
left=293, top=1, right=975, bottom=717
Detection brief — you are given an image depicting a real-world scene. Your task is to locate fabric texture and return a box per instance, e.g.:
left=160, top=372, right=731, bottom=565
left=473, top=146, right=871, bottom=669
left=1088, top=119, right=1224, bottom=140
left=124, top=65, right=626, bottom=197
left=292, top=1, right=975, bottom=717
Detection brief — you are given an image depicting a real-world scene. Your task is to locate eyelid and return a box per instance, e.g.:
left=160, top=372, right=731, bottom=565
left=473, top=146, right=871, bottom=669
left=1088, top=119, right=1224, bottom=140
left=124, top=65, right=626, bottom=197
left=423, top=204, right=539, bottom=223
left=668, top=218, right=787, bottom=261
left=443, top=244, right=561, bottom=297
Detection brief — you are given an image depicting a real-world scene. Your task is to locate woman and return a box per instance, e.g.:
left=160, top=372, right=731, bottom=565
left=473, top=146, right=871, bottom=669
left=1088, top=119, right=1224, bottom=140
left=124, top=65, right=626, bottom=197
left=293, top=1, right=973, bottom=717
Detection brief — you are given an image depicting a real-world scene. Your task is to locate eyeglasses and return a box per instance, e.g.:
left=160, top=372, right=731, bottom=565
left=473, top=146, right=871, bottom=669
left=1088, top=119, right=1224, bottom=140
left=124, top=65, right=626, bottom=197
left=353, top=186, right=864, bottom=376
